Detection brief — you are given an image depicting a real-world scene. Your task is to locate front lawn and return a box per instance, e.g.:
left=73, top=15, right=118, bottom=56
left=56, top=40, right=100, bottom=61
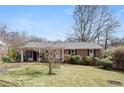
left=0, top=62, right=124, bottom=87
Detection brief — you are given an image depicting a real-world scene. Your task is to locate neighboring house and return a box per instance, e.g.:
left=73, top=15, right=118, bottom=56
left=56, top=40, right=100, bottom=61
left=19, top=42, right=102, bottom=62
left=0, top=38, right=9, bottom=60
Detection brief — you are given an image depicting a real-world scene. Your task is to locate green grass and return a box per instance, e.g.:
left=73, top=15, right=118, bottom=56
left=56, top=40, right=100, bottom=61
left=0, top=63, right=124, bottom=87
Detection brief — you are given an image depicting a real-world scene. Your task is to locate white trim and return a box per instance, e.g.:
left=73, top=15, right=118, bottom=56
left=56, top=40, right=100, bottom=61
left=62, top=49, right=64, bottom=61
left=28, top=58, right=33, bottom=61
left=21, top=50, right=24, bottom=62
left=38, top=49, right=40, bottom=62
left=70, top=49, right=76, bottom=55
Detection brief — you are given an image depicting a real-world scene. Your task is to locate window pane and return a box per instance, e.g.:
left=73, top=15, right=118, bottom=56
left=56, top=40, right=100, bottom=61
left=90, top=50, right=92, bottom=53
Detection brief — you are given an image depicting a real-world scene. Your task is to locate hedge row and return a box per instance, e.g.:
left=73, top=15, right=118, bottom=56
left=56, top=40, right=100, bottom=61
left=112, top=46, right=124, bottom=70
left=64, top=55, right=112, bottom=69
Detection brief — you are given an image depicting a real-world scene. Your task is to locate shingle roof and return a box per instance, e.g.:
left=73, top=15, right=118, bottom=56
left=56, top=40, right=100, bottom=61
left=20, top=42, right=102, bottom=49
left=0, top=38, right=10, bottom=46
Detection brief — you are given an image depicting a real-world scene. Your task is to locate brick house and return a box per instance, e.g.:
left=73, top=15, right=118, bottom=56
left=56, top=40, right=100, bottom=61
left=0, top=38, right=9, bottom=60
left=19, top=42, right=102, bottom=62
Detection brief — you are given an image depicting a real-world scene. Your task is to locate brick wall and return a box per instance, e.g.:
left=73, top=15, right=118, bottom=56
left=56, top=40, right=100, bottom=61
left=76, top=49, right=88, bottom=57
left=64, top=49, right=69, bottom=55
left=64, top=49, right=101, bottom=58
left=95, top=49, right=101, bottom=57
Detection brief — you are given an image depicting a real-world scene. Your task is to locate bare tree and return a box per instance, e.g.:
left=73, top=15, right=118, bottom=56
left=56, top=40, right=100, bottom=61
left=67, top=5, right=119, bottom=49
left=5, top=31, right=28, bottom=49
left=28, top=35, right=47, bottom=42
left=0, top=23, right=46, bottom=50
left=104, top=20, right=119, bottom=50
left=54, top=39, right=63, bottom=43
left=47, top=47, right=55, bottom=75
left=109, top=37, right=124, bottom=47
left=41, top=43, right=59, bottom=75
left=0, top=24, right=7, bottom=40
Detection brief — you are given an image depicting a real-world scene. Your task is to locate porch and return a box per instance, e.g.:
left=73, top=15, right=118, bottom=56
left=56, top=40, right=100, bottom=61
left=20, top=48, right=64, bottom=62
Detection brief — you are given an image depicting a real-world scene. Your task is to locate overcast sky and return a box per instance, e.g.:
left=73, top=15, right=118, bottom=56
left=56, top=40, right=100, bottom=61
left=0, top=5, right=124, bottom=41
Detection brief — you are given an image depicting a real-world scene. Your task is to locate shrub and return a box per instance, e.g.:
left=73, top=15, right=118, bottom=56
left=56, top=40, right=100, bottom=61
left=97, top=58, right=112, bottom=69
left=15, top=54, right=21, bottom=62
left=69, top=55, right=82, bottom=64
left=106, top=56, right=112, bottom=60
left=64, top=54, right=71, bottom=63
left=112, top=46, right=124, bottom=69
left=103, top=49, right=112, bottom=57
left=2, top=56, right=14, bottom=63
left=91, top=57, right=99, bottom=66
left=94, top=57, right=99, bottom=61
left=7, top=48, right=15, bottom=59
left=82, top=56, right=92, bottom=65
left=4, top=48, right=17, bottom=62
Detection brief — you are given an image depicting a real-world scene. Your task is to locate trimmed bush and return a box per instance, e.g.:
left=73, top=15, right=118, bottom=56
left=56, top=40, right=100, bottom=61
left=94, top=57, right=99, bottom=61
left=106, top=56, right=112, bottom=60
left=97, top=58, right=112, bottom=69
left=82, top=56, right=92, bottom=65
left=69, top=55, right=82, bottom=64
left=91, top=57, right=100, bottom=66
left=112, top=46, right=124, bottom=69
left=64, top=54, right=71, bottom=63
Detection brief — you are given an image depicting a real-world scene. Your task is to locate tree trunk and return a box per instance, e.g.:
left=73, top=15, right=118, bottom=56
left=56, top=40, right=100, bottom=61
left=48, top=62, right=52, bottom=75
left=105, top=30, right=108, bottom=50
left=97, top=35, right=100, bottom=44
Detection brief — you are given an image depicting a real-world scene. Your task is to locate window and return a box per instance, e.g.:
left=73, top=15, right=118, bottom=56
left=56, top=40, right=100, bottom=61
left=69, top=49, right=76, bottom=55
left=90, top=50, right=93, bottom=53
left=28, top=51, right=33, bottom=58
left=88, top=49, right=94, bottom=57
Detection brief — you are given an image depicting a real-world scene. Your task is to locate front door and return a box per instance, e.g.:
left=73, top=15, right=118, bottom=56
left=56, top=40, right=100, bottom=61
left=33, top=51, right=37, bottom=61
left=89, top=49, right=94, bottom=57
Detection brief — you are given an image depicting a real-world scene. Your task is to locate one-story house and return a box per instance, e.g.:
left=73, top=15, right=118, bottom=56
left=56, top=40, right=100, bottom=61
left=19, top=42, right=102, bottom=62
left=0, top=38, right=9, bottom=60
